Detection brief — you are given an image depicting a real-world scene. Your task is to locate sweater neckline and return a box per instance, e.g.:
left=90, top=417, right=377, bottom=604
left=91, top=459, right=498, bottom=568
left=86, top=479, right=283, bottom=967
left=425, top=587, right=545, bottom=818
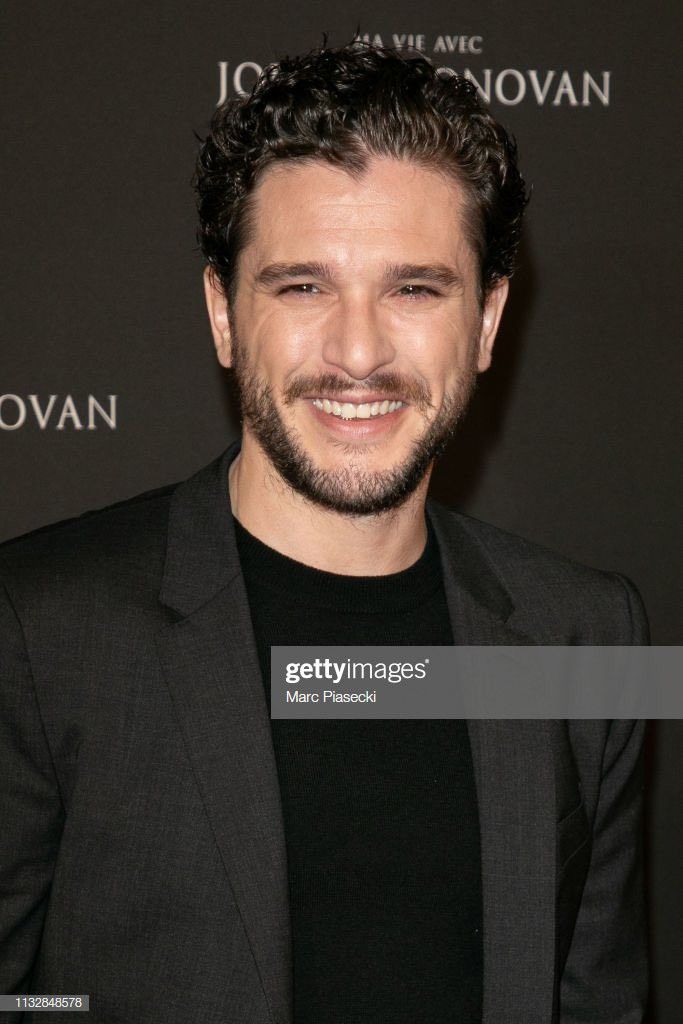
left=233, top=515, right=445, bottom=615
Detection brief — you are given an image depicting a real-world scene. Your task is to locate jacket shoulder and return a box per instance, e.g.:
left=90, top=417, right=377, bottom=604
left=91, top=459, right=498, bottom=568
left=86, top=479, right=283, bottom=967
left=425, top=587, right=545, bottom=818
left=451, top=508, right=608, bottom=580
left=429, top=502, right=649, bottom=643
left=0, top=482, right=178, bottom=609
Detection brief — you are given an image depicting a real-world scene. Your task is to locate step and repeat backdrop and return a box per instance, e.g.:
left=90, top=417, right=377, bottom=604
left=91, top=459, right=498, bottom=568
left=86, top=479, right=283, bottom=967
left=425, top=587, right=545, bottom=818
left=2, top=2, right=681, bottom=1018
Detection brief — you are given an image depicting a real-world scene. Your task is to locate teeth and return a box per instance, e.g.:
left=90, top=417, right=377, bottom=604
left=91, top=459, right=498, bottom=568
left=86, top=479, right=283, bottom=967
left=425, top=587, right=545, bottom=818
left=312, top=398, right=404, bottom=420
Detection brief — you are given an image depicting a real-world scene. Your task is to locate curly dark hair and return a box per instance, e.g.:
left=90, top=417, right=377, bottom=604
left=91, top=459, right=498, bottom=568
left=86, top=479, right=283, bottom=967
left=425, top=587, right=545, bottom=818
left=194, top=40, right=528, bottom=305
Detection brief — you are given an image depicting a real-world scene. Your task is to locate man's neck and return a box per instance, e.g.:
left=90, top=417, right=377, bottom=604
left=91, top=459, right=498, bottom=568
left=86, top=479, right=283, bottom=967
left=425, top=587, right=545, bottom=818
left=228, top=439, right=430, bottom=576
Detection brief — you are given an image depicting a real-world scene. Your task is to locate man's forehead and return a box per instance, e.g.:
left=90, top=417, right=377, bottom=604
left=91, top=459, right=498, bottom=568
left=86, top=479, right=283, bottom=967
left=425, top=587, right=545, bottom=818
left=251, top=153, right=465, bottom=215
left=244, top=155, right=472, bottom=270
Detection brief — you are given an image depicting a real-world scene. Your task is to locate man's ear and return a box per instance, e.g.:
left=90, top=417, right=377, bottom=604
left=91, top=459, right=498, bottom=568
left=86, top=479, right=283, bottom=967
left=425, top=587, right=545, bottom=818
left=203, top=266, right=233, bottom=368
left=476, top=277, right=509, bottom=372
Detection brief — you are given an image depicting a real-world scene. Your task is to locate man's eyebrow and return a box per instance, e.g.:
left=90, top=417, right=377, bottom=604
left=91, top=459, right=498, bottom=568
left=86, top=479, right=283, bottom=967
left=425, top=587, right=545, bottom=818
left=253, top=260, right=463, bottom=289
left=382, top=263, right=463, bottom=289
left=254, top=262, right=334, bottom=287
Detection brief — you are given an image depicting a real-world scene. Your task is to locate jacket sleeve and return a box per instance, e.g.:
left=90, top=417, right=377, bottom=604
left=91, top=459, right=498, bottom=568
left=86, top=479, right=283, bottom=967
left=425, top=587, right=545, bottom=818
left=559, top=573, right=650, bottom=1023
left=0, top=579, right=65, bottom=995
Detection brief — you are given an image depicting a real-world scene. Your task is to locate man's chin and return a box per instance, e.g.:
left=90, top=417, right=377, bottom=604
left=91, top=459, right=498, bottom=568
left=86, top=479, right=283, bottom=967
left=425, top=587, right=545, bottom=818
left=236, top=369, right=469, bottom=515
left=270, top=455, right=430, bottom=517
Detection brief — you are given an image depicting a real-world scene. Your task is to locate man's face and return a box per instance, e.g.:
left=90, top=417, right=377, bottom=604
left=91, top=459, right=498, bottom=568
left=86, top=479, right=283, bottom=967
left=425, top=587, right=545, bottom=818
left=205, top=155, right=508, bottom=515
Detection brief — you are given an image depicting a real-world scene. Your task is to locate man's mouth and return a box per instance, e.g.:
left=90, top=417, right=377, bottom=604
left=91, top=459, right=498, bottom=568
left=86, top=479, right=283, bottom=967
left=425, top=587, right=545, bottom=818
left=311, top=398, right=405, bottom=420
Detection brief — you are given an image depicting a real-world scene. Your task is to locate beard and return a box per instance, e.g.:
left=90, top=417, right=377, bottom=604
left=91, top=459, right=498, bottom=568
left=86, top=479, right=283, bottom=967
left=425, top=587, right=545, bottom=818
left=230, top=332, right=478, bottom=517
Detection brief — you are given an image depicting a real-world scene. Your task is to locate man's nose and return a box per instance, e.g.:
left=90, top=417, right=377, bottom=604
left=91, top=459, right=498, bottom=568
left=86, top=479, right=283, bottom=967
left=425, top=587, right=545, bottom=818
left=321, top=295, right=396, bottom=380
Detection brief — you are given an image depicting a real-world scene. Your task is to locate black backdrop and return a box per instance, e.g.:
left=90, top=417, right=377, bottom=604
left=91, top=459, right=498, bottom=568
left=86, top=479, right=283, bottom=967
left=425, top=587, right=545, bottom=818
left=2, top=2, right=681, bottom=1018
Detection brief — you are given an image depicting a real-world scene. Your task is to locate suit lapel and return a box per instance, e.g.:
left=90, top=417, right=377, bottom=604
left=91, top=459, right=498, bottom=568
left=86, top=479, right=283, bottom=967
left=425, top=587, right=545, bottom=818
left=428, top=502, right=558, bottom=1024
left=153, top=453, right=561, bottom=1024
left=156, top=445, right=292, bottom=1024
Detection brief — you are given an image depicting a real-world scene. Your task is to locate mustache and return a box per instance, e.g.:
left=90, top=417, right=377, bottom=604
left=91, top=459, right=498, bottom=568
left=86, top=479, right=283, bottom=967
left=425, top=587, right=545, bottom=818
left=283, top=372, right=434, bottom=412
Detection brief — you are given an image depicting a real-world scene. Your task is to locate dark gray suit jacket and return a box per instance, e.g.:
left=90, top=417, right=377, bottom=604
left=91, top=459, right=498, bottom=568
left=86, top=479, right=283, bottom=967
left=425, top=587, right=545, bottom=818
left=0, top=443, right=649, bottom=1023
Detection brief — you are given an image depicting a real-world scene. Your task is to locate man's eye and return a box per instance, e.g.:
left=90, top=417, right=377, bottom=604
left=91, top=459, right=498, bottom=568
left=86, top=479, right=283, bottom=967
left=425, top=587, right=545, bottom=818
left=398, top=284, right=439, bottom=298
left=280, top=283, right=321, bottom=295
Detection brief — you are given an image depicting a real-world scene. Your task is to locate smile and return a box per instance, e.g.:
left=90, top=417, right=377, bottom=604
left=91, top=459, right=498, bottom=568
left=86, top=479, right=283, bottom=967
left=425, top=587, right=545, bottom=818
left=311, top=399, right=405, bottom=420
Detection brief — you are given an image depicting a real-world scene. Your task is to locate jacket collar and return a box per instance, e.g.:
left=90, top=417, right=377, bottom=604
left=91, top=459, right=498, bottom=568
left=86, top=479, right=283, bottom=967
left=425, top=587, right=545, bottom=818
left=158, top=442, right=558, bottom=1024
left=160, top=440, right=517, bottom=629
left=159, top=442, right=243, bottom=617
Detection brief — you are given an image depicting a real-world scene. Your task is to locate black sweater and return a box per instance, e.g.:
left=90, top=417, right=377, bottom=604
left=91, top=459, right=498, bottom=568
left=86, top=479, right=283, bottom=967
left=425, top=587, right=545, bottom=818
left=235, top=516, right=482, bottom=1024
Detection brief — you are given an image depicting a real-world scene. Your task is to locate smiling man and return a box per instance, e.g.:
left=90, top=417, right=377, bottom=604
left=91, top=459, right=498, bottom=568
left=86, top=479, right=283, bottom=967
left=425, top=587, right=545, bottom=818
left=0, top=42, right=648, bottom=1024
left=207, top=155, right=503, bottom=565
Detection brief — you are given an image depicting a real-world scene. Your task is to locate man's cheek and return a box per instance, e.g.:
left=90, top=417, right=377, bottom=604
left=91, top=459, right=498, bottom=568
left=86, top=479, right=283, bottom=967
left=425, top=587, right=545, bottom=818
left=259, top=325, right=317, bottom=370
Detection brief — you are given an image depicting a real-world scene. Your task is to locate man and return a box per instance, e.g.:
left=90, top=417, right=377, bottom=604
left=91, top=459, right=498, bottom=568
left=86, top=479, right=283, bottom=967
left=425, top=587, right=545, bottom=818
left=0, top=42, right=648, bottom=1024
